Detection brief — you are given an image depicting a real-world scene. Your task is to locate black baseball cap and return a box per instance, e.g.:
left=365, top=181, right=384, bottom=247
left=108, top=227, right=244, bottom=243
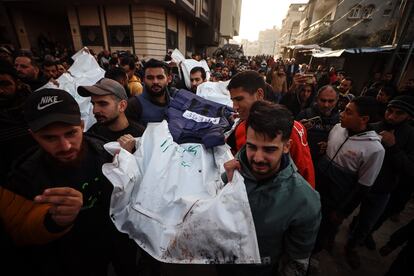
left=24, top=88, right=81, bottom=132
left=77, top=78, right=127, bottom=100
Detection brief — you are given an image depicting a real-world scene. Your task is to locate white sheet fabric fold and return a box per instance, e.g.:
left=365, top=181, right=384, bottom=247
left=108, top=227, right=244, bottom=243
left=102, top=121, right=260, bottom=264
left=196, top=80, right=232, bottom=108
left=36, top=47, right=104, bottom=130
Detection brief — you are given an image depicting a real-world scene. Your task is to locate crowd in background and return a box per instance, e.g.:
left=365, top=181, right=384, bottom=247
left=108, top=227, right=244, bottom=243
left=1, top=42, right=414, bottom=276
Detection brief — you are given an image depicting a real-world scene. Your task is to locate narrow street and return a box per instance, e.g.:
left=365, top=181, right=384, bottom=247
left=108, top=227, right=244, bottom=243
left=160, top=198, right=414, bottom=276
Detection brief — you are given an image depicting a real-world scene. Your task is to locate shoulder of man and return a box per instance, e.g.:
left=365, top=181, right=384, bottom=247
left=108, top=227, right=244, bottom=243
left=126, top=96, right=143, bottom=122
left=278, top=160, right=320, bottom=205
left=5, top=146, right=47, bottom=199
left=296, top=107, right=314, bottom=120
left=83, top=133, right=113, bottom=162
left=128, top=120, right=146, bottom=137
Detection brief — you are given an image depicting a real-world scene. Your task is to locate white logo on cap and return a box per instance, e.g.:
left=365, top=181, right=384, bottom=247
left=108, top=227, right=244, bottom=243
left=37, top=96, right=63, bottom=110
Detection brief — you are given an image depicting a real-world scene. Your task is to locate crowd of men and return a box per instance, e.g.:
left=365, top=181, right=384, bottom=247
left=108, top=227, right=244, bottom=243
left=0, top=44, right=413, bottom=276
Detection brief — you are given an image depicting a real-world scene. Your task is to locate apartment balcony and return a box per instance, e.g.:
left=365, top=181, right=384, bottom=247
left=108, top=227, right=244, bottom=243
left=296, top=16, right=333, bottom=43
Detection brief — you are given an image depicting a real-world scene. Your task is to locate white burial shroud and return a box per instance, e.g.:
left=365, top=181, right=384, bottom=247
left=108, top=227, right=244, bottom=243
left=36, top=47, right=104, bottom=131
left=102, top=121, right=261, bottom=264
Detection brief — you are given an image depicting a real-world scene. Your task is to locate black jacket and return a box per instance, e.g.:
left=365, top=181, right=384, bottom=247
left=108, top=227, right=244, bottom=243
left=370, top=120, right=414, bottom=193
left=0, top=88, right=38, bottom=184
left=296, top=105, right=340, bottom=163
left=6, top=135, right=138, bottom=276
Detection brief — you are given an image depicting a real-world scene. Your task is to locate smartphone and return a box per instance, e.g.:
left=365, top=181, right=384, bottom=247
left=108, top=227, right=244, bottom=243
left=302, top=116, right=322, bottom=126
left=303, top=74, right=314, bottom=84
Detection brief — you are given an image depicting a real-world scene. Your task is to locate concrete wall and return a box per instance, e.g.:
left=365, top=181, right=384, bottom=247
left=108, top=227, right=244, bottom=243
left=219, top=0, right=241, bottom=38
left=105, top=5, right=133, bottom=53
left=131, top=5, right=166, bottom=60
left=11, top=10, right=30, bottom=50
left=6, top=2, right=198, bottom=60
left=77, top=6, right=104, bottom=53
left=178, top=18, right=186, bottom=54
left=331, top=0, right=398, bottom=37
left=67, top=7, right=82, bottom=51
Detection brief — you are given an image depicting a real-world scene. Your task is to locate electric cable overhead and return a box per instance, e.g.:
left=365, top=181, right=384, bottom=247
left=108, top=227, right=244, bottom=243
left=319, top=0, right=394, bottom=46
left=299, top=0, right=391, bottom=44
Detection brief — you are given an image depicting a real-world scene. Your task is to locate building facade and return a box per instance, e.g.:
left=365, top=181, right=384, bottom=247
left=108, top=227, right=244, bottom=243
left=278, top=4, right=306, bottom=52
left=0, top=0, right=236, bottom=60
left=295, top=0, right=413, bottom=48
left=241, top=39, right=260, bottom=57
left=258, top=27, right=280, bottom=56
left=219, top=0, right=242, bottom=45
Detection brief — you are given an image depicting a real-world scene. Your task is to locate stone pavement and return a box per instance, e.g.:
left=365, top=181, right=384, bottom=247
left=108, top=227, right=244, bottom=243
left=159, top=198, right=414, bottom=276
left=312, top=197, right=414, bottom=276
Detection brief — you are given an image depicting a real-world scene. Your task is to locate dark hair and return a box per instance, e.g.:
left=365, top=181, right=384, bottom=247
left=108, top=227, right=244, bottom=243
left=263, top=83, right=279, bottom=103
left=351, top=96, right=379, bottom=121
left=214, top=63, right=223, bottom=68
left=105, top=67, right=127, bottom=82
left=190, top=66, right=206, bottom=80
left=343, top=77, right=353, bottom=85
left=227, top=70, right=266, bottom=94
left=143, top=58, right=168, bottom=75
left=380, top=85, right=397, bottom=98
left=0, top=59, right=18, bottom=78
left=43, top=60, right=57, bottom=69
left=246, top=101, right=293, bottom=141
left=15, top=51, right=39, bottom=68
left=317, top=85, right=338, bottom=98
left=120, top=57, right=135, bottom=70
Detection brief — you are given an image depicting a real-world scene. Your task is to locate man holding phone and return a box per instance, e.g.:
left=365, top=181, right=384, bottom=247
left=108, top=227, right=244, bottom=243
left=297, top=85, right=340, bottom=164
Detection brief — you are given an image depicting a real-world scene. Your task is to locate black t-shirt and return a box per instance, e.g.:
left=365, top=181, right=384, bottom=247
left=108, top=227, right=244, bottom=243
left=87, top=120, right=145, bottom=142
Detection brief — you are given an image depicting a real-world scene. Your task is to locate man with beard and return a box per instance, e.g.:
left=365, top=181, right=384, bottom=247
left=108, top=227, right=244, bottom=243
left=14, top=53, right=48, bottom=91
left=227, top=71, right=315, bottom=187
left=345, top=95, right=414, bottom=269
left=0, top=60, right=37, bottom=183
left=5, top=88, right=139, bottom=276
left=336, top=77, right=355, bottom=112
left=221, top=101, right=321, bottom=276
left=126, top=58, right=177, bottom=126
left=78, top=78, right=144, bottom=152
left=189, top=66, right=207, bottom=93
left=297, top=85, right=340, bottom=164
left=43, top=60, right=59, bottom=81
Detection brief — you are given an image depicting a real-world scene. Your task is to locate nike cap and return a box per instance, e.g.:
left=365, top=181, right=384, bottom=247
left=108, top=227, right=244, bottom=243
left=77, top=78, right=127, bottom=100
left=24, top=88, right=81, bottom=132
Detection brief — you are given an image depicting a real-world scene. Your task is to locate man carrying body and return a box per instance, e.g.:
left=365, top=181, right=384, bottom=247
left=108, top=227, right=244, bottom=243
left=126, top=58, right=177, bottom=126
left=227, top=70, right=315, bottom=187
left=297, top=85, right=340, bottom=164
left=221, top=101, right=321, bottom=275
left=78, top=78, right=144, bottom=152
left=5, top=88, right=138, bottom=276
left=189, top=66, right=207, bottom=93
